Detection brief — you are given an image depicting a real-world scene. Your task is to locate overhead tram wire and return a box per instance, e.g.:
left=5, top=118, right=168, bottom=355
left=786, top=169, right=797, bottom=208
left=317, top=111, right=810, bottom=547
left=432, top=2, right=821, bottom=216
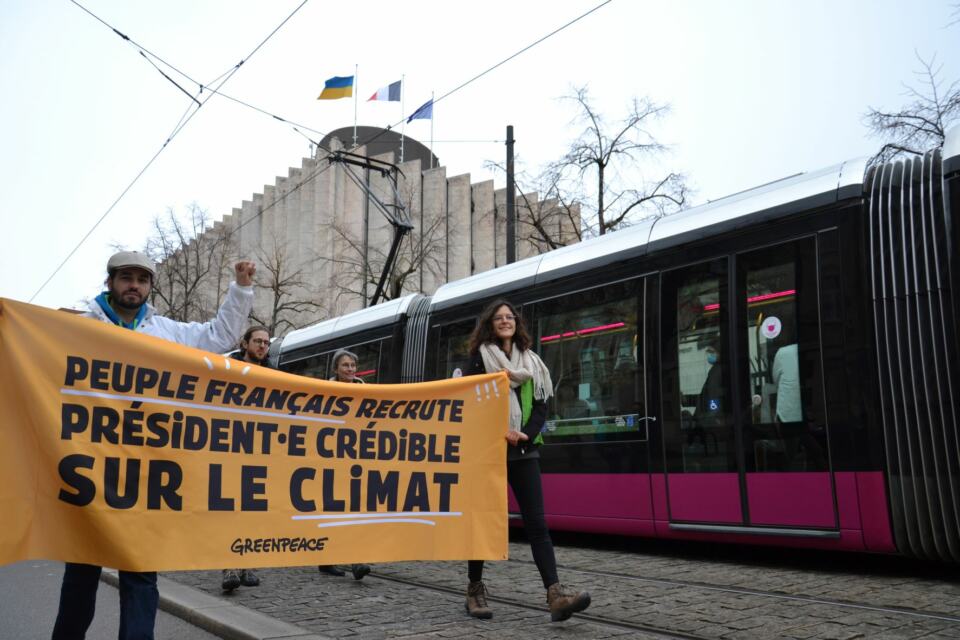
left=41, top=0, right=612, bottom=293
left=30, top=0, right=310, bottom=303
left=352, top=0, right=614, bottom=153
left=224, top=0, right=614, bottom=240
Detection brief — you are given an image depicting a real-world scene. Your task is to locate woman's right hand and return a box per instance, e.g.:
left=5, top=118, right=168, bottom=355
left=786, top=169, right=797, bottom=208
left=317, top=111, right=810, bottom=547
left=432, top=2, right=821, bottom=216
left=505, top=431, right=529, bottom=447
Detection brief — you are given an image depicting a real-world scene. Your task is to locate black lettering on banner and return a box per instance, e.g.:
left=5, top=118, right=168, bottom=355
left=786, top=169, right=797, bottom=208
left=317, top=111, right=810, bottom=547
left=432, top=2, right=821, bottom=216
left=64, top=356, right=88, bottom=386
left=147, top=460, right=183, bottom=510
left=145, top=412, right=170, bottom=447
left=402, top=472, right=430, bottom=511
left=210, top=419, right=230, bottom=452
left=58, top=454, right=95, bottom=506
left=433, top=472, right=459, bottom=511
left=241, top=466, right=268, bottom=511
left=290, top=467, right=316, bottom=512
left=61, top=403, right=88, bottom=440
left=316, top=427, right=335, bottom=458
left=367, top=470, right=399, bottom=511
left=354, top=398, right=377, bottom=418
left=91, top=406, right=120, bottom=444
left=122, top=410, right=145, bottom=446
left=204, top=379, right=226, bottom=403
left=287, top=425, right=306, bottom=456
left=450, top=400, right=464, bottom=423
left=104, top=457, right=139, bottom=509
left=332, top=396, right=351, bottom=416
left=349, top=464, right=362, bottom=511
left=135, top=366, right=159, bottom=395
left=322, top=468, right=344, bottom=512
left=208, top=464, right=234, bottom=511
left=90, top=359, right=110, bottom=390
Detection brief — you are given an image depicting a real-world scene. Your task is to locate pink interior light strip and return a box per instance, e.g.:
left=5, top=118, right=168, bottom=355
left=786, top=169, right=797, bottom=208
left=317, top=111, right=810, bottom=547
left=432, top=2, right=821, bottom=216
left=702, top=289, right=796, bottom=313
left=540, top=321, right=626, bottom=343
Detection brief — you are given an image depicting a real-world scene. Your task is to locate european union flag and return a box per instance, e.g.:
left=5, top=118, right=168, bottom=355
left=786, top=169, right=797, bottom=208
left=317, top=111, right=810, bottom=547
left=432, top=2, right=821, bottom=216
left=407, top=98, right=433, bottom=123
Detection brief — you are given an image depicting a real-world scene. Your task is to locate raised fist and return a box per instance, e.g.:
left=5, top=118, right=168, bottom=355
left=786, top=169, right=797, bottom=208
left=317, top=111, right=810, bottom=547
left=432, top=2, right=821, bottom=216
left=235, top=261, right=257, bottom=286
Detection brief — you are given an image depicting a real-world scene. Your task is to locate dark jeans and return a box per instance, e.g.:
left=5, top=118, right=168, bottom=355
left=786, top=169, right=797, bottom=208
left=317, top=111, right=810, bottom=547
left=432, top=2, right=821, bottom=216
left=52, top=563, right=159, bottom=640
left=468, top=456, right=559, bottom=589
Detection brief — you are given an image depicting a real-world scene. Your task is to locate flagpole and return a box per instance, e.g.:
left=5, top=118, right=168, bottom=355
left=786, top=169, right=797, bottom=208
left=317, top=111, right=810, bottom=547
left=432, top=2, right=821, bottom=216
left=400, top=74, right=406, bottom=163
left=429, top=91, right=435, bottom=169
left=353, top=63, right=358, bottom=147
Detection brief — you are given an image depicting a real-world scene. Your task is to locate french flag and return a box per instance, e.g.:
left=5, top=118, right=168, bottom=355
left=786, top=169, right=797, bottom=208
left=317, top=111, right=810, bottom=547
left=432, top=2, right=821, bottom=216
left=368, top=80, right=402, bottom=102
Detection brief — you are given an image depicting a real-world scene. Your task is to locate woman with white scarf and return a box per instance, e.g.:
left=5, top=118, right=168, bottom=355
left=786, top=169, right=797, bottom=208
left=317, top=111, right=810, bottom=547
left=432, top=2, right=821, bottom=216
left=463, top=299, right=591, bottom=622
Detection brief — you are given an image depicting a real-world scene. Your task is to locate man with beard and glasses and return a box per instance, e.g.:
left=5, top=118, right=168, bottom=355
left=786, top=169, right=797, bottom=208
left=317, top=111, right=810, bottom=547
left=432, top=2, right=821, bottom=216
left=52, top=250, right=256, bottom=640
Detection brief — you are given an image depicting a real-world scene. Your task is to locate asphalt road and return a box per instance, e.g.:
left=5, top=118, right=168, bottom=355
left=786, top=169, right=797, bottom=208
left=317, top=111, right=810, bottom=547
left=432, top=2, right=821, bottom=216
left=0, top=560, right=221, bottom=640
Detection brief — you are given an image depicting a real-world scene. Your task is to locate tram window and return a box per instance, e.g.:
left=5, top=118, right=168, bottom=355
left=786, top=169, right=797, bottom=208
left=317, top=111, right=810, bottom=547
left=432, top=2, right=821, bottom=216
left=533, top=279, right=644, bottom=444
left=436, top=319, right=477, bottom=379
left=661, top=259, right=734, bottom=473
left=283, top=353, right=329, bottom=379
left=324, top=341, right=382, bottom=382
left=739, top=238, right=827, bottom=472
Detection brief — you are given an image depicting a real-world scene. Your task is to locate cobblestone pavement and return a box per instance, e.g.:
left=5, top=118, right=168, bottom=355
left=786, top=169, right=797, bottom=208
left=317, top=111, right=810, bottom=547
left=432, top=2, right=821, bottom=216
left=165, top=537, right=960, bottom=639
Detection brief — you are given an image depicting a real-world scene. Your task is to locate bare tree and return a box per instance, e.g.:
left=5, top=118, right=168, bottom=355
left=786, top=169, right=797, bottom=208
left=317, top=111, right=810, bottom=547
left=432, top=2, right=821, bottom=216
left=250, top=236, right=326, bottom=336
left=145, top=204, right=235, bottom=322
left=551, top=86, right=689, bottom=236
left=484, top=159, right=582, bottom=248
left=865, top=52, right=960, bottom=163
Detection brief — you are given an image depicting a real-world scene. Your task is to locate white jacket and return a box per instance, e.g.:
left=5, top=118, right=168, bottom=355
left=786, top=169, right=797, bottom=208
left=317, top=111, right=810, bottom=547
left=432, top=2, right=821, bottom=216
left=85, top=282, right=254, bottom=354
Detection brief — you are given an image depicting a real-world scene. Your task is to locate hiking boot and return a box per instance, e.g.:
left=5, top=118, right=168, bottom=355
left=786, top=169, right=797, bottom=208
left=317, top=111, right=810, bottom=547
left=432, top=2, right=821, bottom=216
left=546, top=582, right=591, bottom=622
left=221, top=569, right=241, bottom=592
left=351, top=563, right=371, bottom=580
left=240, top=569, right=260, bottom=587
left=465, top=581, right=493, bottom=619
left=317, top=565, right=345, bottom=576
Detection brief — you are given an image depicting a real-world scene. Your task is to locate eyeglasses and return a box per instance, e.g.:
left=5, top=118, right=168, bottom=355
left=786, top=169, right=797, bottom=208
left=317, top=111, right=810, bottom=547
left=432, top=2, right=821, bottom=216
left=250, top=339, right=271, bottom=346
left=493, top=314, right=516, bottom=323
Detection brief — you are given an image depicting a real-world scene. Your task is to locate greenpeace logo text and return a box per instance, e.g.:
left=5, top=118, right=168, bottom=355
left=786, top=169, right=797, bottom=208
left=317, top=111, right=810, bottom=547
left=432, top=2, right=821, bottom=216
left=231, top=536, right=329, bottom=555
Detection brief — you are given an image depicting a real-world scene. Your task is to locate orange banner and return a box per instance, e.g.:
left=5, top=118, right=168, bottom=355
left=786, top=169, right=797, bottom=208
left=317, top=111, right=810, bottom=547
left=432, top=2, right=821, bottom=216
left=0, top=299, right=508, bottom=571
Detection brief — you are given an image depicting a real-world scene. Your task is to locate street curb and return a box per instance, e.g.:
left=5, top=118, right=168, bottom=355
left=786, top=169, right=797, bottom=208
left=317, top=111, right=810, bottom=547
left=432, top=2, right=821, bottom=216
left=101, top=570, right=331, bottom=640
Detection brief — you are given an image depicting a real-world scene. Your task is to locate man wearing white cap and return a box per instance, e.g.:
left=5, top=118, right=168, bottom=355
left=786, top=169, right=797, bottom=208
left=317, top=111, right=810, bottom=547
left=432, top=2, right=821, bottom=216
left=52, top=250, right=257, bottom=640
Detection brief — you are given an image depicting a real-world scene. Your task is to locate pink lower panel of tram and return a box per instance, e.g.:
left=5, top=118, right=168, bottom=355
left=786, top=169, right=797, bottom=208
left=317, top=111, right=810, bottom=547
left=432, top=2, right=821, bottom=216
left=508, top=471, right=895, bottom=553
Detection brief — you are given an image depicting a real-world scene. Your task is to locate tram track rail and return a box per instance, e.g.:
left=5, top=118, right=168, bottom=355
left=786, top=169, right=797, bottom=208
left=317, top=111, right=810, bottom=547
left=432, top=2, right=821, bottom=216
left=373, top=572, right=714, bottom=640
left=509, top=557, right=960, bottom=625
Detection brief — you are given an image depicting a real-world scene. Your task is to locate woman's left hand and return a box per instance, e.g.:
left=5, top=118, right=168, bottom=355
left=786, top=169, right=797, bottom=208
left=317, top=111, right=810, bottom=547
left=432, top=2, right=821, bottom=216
left=505, top=431, right=529, bottom=447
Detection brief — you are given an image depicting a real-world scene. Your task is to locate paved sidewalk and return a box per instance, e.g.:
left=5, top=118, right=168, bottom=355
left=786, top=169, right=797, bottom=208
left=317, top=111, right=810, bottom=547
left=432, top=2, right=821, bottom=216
left=155, top=538, right=960, bottom=640
left=101, top=570, right=331, bottom=640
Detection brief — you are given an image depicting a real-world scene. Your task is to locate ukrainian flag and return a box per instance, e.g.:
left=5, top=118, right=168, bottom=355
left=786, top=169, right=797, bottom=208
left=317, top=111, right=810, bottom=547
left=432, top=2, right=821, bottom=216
left=317, top=75, right=354, bottom=100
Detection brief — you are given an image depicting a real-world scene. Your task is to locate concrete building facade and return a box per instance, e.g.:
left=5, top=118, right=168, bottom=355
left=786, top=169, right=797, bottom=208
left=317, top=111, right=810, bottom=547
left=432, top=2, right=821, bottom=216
left=158, top=130, right=580, bottom=336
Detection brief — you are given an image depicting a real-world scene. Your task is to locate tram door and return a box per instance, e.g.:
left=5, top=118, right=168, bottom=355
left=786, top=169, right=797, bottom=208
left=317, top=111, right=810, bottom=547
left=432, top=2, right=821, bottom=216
left=660, top=239, right=835, bottom=531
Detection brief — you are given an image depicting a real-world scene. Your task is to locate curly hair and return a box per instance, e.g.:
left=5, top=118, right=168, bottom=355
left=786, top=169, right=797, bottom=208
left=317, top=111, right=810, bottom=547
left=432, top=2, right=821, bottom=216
left=467, top=299, right=532, bottom=355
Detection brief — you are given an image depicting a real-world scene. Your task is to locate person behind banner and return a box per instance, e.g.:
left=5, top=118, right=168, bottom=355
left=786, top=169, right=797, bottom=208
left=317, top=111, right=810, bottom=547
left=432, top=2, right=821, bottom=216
left=220, top=325, right=272, bottom=592
left=316, top=348, right=374, bottom=581
left=52, top=251, right=256, bottom=640
left=462, top=299, right=591, bottom=622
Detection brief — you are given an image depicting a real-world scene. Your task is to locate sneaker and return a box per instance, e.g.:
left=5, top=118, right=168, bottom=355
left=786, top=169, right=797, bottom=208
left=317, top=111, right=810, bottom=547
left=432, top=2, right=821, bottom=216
left=465, top=581, right=493, bottom=619
left=221, top=569, right=241, bottom=592
left=546, top=582, right=591, bottom=622
left=351, top=564, right=371, bottom=580
left=317, top=565, right=345, bottom=577
left=240, top=569, right=260, bottom=587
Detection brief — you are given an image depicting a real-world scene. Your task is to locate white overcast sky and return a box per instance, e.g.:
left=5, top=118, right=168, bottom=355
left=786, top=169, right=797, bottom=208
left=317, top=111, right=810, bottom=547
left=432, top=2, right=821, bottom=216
left=2, top=0, right=958, bottom=310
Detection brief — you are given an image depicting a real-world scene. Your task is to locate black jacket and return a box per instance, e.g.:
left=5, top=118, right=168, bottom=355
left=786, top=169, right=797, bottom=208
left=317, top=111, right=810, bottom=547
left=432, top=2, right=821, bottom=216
left=465, top=351, right=548, bottom=460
